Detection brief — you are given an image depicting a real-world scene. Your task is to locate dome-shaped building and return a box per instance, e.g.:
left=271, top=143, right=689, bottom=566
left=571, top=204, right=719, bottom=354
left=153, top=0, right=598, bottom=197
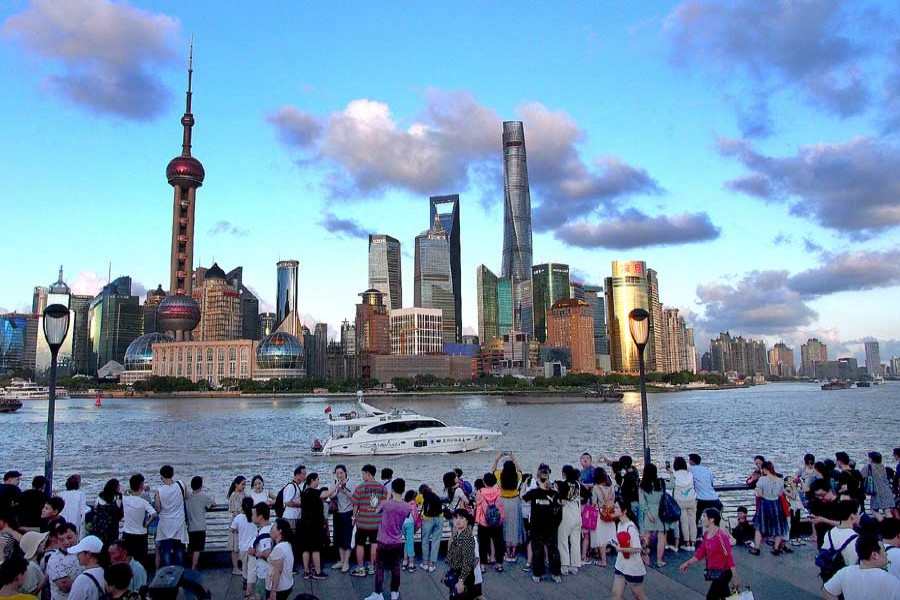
left=157, top=295, right=201, bottom=340
left=124, top=333, right=174, bottom=371
left=256, top=332, right=303, bottom=370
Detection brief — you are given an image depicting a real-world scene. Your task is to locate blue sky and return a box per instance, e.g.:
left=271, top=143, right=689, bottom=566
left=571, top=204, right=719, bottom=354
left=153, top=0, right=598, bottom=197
left=2, top=0, right=899, bottom=362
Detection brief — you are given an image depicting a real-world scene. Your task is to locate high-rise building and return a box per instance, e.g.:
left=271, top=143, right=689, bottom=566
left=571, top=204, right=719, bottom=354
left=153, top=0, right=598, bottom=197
left=368, top=235, right=403, bottom=311
left=515, top=280, right=533, bottom=338
left=414, top=216, right=456, bottom=344
left=476, top=265, right=499, bottom=343
left=87, top=276, right=141, bottom=373
left=390, top=307, right=443, bottom=356
left=314, top=322, right=328, bottom=379
left=500, top=121, right=533, bottom=285
left=258, top=313, right=277, bottom=338
left=532, top=263, right=571, bottom=343
left=768, top=342, right=795, bottom=378
left=225, top=267, right=260, bottom=340
left=800, top=338, right=828, bottom=378
left=546, top=298, right=596, bottom=374
left=583, top=285, right=609, bottom=360
left=275, top=260, right=301, bottom=336
left=685, top=328, right=698, bottom=374
left=302, top=325, right=315, bottom=376
left=709, top=332, right=769, bottom=377
left=141, top=285, right=166, bottom=336
left=157, top=45, right=203, bottom=342
left=659, top=307, right=687, bottom=374
left=889, top=357, right=900, bottom=376
left=0, top=314, right=27, bottom=374
left=646, top=269, right=663, bottom=372
left=340, top=319, right=356, bottom=356
left=605, top=260, right=651, bottom=374
left=569, top=282, right=585, bottom=301
left=195, top=263, right=243, bottom=341
left=837, top=357, right=859, bottom=380
left=497, top=276, right=515, bottom=337
left=864, top=340, right=882, bottom=377
left=430, top=195, right=462, bottom=342
left=355, top=289, right=391, bottom=356
left=32, top=286, right=48, bottom=315
left=70, top=294, right=93, bottom=375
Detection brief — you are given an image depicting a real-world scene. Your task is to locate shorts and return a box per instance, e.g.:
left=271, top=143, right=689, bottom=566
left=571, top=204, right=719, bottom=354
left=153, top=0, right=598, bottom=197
left=254, top=579, right=266, bottom=597
left=614, top=569, right=644, bottom=584
left=245, top=555, right=257, bottom=584
left=356, top=527, right=379, bottom=546
left=333, top=511, right=354, bottom=550
left=188, top=531, right=207, bottom=553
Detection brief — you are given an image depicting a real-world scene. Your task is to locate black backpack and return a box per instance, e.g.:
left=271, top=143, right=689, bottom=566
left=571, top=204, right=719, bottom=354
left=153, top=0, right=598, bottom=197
left=273, top=482, right=297, bottom=518
left=816, top=530, right=858, bottom=582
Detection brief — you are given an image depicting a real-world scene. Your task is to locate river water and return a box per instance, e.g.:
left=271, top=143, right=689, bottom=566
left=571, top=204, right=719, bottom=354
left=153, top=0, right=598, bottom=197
left=1, top=382, right=897, bottom=500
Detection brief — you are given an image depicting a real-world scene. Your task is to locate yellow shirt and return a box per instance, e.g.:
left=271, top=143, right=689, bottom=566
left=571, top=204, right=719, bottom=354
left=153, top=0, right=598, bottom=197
left=4, top=594, right=38, bottom=600
left=495, top=470, right=522, bottom=498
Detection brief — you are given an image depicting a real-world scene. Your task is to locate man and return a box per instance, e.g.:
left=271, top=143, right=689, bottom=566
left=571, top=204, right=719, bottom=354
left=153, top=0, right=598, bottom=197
left=579, top=453, right=596, bottom=485
left=67, top=535, right=105, bottom=600
left=363, top=479, right=410, bottom=600
left=108, top=540, right=147, bottom=592
left=185, top=476, right=214, bottom=570
left=380, top=468, right=394, bottom=490
left=18, top=476, right=48, bottom=531
left=103, top=562, right=139, bottom=600
left=618, top=456, right=641, bottom=525
left=121, top=474, right=155, bottom=565
left=688, top=454, right=722, bottom=521
left=822, top=501, right=861, bottom=568
left=351, top=465, right=387, bottom=577
left=154, top=466, right=188, bottom=568
left=0, top=510, right=21, bottom=564
left=835, top=452, right=865, bottom=505
left=522, top=464, right=562, bottom=584
left=281, top=465, right=305, bottom=569
left=823, top=535, right=900, bottom=599
left=41, top=497, right=66, bottom=532
left=46, top=522, right=80, bottom=600
left=248, top=503, right=272, bottom=600
left=809, top=479, right=842, bottom=548
left=453, top=468, right=473, bottom=498
left=0, top=472, right=21, bottom=526
left=0, top=555, right=31, bottom=598
left=731, top=506, right=756, bottom=548
left=880, top=518, right=900, bottom=582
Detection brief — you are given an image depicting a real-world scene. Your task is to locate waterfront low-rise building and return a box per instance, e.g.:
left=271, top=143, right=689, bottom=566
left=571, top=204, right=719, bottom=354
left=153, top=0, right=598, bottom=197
left=390, top=308, right=443, bottom=355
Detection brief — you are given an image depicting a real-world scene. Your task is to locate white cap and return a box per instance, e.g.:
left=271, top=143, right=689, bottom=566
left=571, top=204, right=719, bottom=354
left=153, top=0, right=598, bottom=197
left=67, top=535, right=103, bottom=555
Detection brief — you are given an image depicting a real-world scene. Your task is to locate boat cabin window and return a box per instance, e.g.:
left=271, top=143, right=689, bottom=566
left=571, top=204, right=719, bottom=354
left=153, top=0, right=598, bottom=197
left=367, top=420, right=446, bottom=435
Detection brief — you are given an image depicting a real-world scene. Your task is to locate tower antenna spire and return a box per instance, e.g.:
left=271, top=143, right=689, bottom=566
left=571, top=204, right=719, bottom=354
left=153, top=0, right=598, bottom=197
left=181, top=36, right=195, bottom=157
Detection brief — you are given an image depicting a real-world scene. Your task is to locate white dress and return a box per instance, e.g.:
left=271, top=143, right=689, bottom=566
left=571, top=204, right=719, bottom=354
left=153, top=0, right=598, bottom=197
left=57, top=490, right=88, bottom=538
left=156, top=481, right=188, bottom=544
left=590, top=484, right=617, bottom=548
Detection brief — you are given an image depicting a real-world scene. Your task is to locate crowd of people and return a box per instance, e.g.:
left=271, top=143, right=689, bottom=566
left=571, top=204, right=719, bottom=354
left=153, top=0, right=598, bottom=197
left=0, top=446, right=898, bottom=600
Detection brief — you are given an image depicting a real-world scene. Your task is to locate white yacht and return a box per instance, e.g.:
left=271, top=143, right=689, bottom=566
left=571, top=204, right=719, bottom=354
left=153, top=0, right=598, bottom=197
left=321, top=399, right=501, bottom=456
left=0, top=379, right=70, bottom=400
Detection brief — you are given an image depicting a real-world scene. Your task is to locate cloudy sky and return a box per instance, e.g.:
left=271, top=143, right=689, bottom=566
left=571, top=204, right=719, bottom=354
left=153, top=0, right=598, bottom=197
left=2, top=0, right=899, bottom=362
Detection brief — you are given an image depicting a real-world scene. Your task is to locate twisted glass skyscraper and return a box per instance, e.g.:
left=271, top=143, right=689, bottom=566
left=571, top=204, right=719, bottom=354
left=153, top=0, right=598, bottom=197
left=500, top=121, right=533, bottom=285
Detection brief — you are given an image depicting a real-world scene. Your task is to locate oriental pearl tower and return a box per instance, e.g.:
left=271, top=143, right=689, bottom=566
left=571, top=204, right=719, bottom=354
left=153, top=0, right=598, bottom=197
left=157, top=43, right=203, bottom=341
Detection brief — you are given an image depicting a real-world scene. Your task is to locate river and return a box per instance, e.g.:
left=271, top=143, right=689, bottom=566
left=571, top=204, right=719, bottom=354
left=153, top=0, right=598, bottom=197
left=1, top=382, right=897, bottom=500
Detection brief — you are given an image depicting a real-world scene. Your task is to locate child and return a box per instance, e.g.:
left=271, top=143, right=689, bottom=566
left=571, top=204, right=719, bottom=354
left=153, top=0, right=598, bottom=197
left=731, top=506, right=756, bottom=548
left=401, top=490, right=420, bottom=573
left=230, top=497, right=258, bottom=586
left=786, top=477, right=805, bottom=546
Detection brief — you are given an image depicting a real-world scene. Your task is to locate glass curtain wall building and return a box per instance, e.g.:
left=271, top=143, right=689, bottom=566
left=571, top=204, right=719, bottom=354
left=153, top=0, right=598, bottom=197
left=583, top=285, right=609, bottom=357
left=531, top=263, right=570, bottom=343
left=500, top=121, right=533, bottom=285
left=476, top=265, right=499, bottom=343
left=604, top=261, right=650, bottom=373
left=414, top=217, right=456, bottom=345
left=0, top=314, right=27, bottom=374
left=276, top=260, right=300, bottom=336
left=429, top=195, right=461, bottom=342
left=516, top=280, right=533, bottom=339
left=87, top=276, right=141, bottom=372
left=497, top=277, right=515, bottom=337
left=368, top=235, right=403, bottom=311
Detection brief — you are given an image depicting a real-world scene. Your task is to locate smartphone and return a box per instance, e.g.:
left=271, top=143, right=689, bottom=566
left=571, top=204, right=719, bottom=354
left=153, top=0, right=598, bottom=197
left=665, top=460, right=671, bottom=469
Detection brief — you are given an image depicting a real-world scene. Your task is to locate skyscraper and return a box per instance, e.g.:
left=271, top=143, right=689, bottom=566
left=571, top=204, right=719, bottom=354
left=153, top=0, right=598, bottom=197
left=195, top=263, right=243, bottom=341
left=276, top=259, right=300, bottom=336
left=800, top=338, right=828, bottom=377
left=356, top=290, right=391, bottom=379
left=865, top=340, right=882, bottom=377
left=258, top=313, right=277, bottom=338
left=368, top=235, right=403, bottom=311
left=158, top=45, right=203, bottom=341
left=768, top=342, right=795, bottom=378
left=531, top=263, right=570, bottom=343
left=225, top=267, right=260, bottom=340
left=497, top=277, right=515, bottom=337
left=87, top=276, right=141, bottom=372
left=516, top=280, right=533, bottom=338
left=314, top=322, right=328, bottom=379
left=547, top=298, right=596, bottom=374
left=476, top=265, right=499, bottom=343
left=430, top=195, right=461, bottom=342
left=646, top=269, right=663, bottom=372
left=70, top=294, right=93, bottom=375
left=500, top=121, right=533, bottom=285
left=605, top=260, right=651, bottom=373
left=340, top=319, right=356, bottom=356
left=709, top=332, right=769, bottom=377
left=583, top=285, right=608, bottom=359
left=0, top=314, right=27, bottom=375
left=414, top=216, right=456, bottom=344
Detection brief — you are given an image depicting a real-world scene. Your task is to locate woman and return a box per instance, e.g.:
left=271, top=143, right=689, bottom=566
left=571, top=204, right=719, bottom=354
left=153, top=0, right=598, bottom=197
left=557, top=465, right=583, bottom=575
left=894, top=448, right=900, bottom=518
left=590, top=467, right=617, bottom=567
left=611, top=500, right=647, bottom=600
left=751, top=461, right=788, bottom=555
left=474, top=473, right=505, bottom=572
left=58, top=474, right=87, bottom=538
left=417, top=484, right=444, bottom=572
left=298, top=473, right=328, bottom=580
left=265, top=519, right=294, bottom=600
left=92, top=479, right=123, bottom=545
left=229, top=497, right=257, bottom=585
left=227, top=476, right=248, bottom=575
left=638, top=463, right=667, bottom=567
left=746, top=455, right=765, bottom=488
left=444, top=472, right=470, bottom=514
left=445, top=509, right=480, bottom=600
left=862, top=451, right=895, bottom=516
left=492, top=452, right=524, bottom=562
left=326, top=465, right=354, bottom=573
left=670, top=456, right=697, bottom=551
left=679, top=508, right=741, bottom=600
left=248, top=476, right=273, bottom=506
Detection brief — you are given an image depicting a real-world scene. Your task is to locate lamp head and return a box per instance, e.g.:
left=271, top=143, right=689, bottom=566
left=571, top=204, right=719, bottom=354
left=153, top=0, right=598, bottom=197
left=628, top=308, right=650, bottom=348
left=43, top=303, right=71, bottom=350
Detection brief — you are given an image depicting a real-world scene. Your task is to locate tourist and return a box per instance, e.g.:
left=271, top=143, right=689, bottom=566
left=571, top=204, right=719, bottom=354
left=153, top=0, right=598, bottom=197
left=107, top=540, right=146, bottom=591
left=669, top=456, right=697, bottom=551
left=380, top=469, right=394, bottom=491
left=186, top=476, right=214, bottom=570
left=362, top=479, right=410, bottom=600
left=351, top=465, right=386, bottom=577
left=731, top=506, right=756, bottom=548
left=881, top=518, right=900, bottom=582
left=67, top=535, right=105, bottom=600
left=17, top=476, right=48, bottom=532
left=248, top=503, right=273, bottom=600
left=41, top=497, right=66, bottom=533
left=474, top=472, right=505, bottom=573
left=57, top=475, right=87, bottom=539
left=491, top=452, right=524, bottom=564
left=785, top=475, right=805, bottom=546
left=227, top=476, right=248, bottom=575
left=445, top=509, right=480, bottom=600
left=454, top=468, right=474, bottom=499
left=154, top=465, right=188, bottom=568
left=92, top=479, right=123, bottom=546
left=46, top=522, right=80, bottom=600
left=799, top=453, right=819, bottom=507
left=809, top=479, right=842, bottom=548
left=746, top=455, right=765, bottom=488
left=121, top=474, right=155, bottom=565
left=579, top=453, right=596, bottom=484
left=444, top=472, right=470, bottom=514
left=750, top=461, right=788, bottom=556
left=265, top=519, right=294, bottom=600
left=325, top=465, right=354, bottom=573
left=611, top=499, right=647, bottom=600
left=518, top=473, right=535, bottom=571
left=0, top=472, right=21, bottom=522
left=522, top=464, right=562, bottom=583
left=400, top=490, right=419, bottom=573
left=618, top=456, right=641, bottom=526
left=679, top=508, right=741, bottom=600
left=688, top=454, right=723, bottom=520
left=823, top=535, right=900, bottom=599
left=862, top=452, right=895, bottom=516
left=18, top=531, right=48, bottom=596
left=823, top=500, right=862, bottom=569
left=0, top=556, right=32, bottom=600
left=638, top=463, right=668, bottom=567
left=102, top=562, right=140, bottom=600
left=590, top=467, right=616, bottom=567
left=231, top=497, right=258, bottom=584
left=417, top=484, right=443, bottom=573
left=248, top=476, right=273, bottom=507
left=835, top=452, right=865, bottom=505
left=556, top=465, right=583, bottom=575
left=0, top=510, right=21, bottom=563
left=298, top=473, right=328, bottom=580
left=893, top=448, right=900, bottom=518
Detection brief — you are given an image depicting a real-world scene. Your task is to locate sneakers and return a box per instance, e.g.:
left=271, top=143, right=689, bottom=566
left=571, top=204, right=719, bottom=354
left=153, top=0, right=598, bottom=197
left=366, top=565, right=376, bottom=575
left=332, top=562, right=345, bottom=570
left=532, top=576, right=541, bottom=583
left=312, top=571, right=328, bottom=580
left=231, top=568, right=242, bottom=576
left=419, top=563, right=430, bottom=572
left=552, top=575, right=562, bottom=583
left=351, top=567, right=367, bottom=577
left=391, top=593, right=400, bottom=600
left=666, top=544, right=677, bottom=552
left=363, top=593, right=382, bottom=600
left=427, top=564, right=436, bottom=573
left=303, top=571, right=311, bottom=580
left=522, top=562, right=532, bottom=572
left=503, top=556, right=517, bottom=563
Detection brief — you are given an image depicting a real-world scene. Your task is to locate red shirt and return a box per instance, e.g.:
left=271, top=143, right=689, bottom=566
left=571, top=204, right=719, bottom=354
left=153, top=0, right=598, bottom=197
left=694, top=528, right=735, bottom=570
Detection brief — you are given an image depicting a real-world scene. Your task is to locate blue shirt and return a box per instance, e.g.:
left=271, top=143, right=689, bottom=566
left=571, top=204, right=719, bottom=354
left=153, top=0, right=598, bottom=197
left=688, top=464, right=718, bottom=501
left=579, top=466, right=596, bottom=484
left=129, top=558, right=147, bottom=591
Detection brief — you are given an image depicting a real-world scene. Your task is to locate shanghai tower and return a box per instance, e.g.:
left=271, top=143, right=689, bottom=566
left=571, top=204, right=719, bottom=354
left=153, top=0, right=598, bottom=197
left=500, top=121, right=533, bottom=285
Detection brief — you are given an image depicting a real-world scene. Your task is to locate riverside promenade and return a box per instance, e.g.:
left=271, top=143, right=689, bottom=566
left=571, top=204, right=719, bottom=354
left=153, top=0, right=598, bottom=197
left=197, top=544, right=823, bottom=599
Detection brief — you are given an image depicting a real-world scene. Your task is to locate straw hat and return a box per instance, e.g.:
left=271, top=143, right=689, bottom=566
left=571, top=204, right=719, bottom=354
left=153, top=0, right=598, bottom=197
left=20, top=531, right=49, bottom=560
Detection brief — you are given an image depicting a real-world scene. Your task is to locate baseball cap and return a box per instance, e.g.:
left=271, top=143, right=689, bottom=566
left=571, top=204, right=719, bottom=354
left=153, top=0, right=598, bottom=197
left=3, top=470, right=21, bottom=480
left=20, top=531, right=49, bottom=560
left=68, top=535, right=103, bottom=555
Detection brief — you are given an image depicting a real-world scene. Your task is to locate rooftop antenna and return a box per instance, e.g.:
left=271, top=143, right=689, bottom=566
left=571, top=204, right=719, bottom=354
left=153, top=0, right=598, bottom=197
left=108, top=262, right=112, bottom=285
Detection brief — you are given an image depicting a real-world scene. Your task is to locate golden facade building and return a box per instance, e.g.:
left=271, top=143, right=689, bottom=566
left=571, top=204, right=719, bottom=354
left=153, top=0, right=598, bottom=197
left=605, top=260, right=651, bottom=374
left=152, top=339, right=255, bottom=388
left=547, top=298, right=596, bottom=374
left=194, top=263, right=243, bottom=341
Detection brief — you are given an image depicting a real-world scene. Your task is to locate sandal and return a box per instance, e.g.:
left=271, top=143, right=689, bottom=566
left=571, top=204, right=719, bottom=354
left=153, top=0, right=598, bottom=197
left=749, top=548, right=761, bottom=556
left=495, top=565, right=504, bottom=573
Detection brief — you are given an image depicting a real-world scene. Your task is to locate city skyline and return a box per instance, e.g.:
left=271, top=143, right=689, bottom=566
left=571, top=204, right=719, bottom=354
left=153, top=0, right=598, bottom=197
left=2, top=2, right=899, bottom=364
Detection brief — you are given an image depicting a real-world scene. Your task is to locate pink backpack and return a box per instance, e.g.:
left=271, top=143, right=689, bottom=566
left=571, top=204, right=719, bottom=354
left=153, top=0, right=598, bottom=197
left=581, top=503, right=599, bottom=531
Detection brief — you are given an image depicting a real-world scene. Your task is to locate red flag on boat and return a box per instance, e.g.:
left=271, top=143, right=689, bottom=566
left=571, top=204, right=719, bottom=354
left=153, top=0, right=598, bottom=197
left=324, top=406, right=332, bottom=414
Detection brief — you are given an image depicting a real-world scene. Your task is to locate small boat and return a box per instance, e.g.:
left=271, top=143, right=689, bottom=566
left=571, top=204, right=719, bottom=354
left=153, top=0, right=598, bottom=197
left=873, top=376, right=886, bottom=386
left=583, top=385, right=625, bottom=400
left=0, top=379, right=70, bottom=400
left=821, top=380, right=851, bottom=390
left=856, top=380, right=871, bottom=388
left=310, top=439, right=323, bottom=453
left=0, top=399, right=23, bottom=413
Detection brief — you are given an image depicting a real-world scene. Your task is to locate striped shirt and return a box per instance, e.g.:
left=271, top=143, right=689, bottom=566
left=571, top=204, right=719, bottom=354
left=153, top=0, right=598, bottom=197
left=352, top=481, right=387, bottom=530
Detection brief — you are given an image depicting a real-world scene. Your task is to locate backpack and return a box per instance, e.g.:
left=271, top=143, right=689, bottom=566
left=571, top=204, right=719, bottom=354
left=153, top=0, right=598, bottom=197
left=91, top=501, right=120, bottom=543
left=581, top=503, right=599, bottom=531
left=460, top=479, right=474, bottom=497
left=816, top=530, right=858, bottom=582
left=485, top=497, right=503, bottom=528
left=273, top=483, right=296, bottom=518
left=422, top=492, right=443, bottom=518
left=658, top=490, right=682, bottom=524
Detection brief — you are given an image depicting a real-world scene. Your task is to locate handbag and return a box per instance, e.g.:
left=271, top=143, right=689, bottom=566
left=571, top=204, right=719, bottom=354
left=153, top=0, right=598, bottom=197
left=727, top=588, right=754, bottom=600
left=779, top=493, right=791, bottom=518
left=581, top=504, right=599, bottom=531
left=704, top=568, right=727, bottom=581
left=659, top=490, right=682, bottom=523
left=600, top=503, right=616, bottom=522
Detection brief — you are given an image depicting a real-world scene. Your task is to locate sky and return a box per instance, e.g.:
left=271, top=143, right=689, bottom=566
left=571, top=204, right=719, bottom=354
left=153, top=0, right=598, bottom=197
left=2, top=0, right=900, bottom=363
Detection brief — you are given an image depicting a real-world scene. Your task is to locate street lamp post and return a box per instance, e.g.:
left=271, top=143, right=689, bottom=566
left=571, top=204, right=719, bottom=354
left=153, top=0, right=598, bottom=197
left=42, top=303, right=70, bottom=496
left=628, top=308, right=651, bottom=467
